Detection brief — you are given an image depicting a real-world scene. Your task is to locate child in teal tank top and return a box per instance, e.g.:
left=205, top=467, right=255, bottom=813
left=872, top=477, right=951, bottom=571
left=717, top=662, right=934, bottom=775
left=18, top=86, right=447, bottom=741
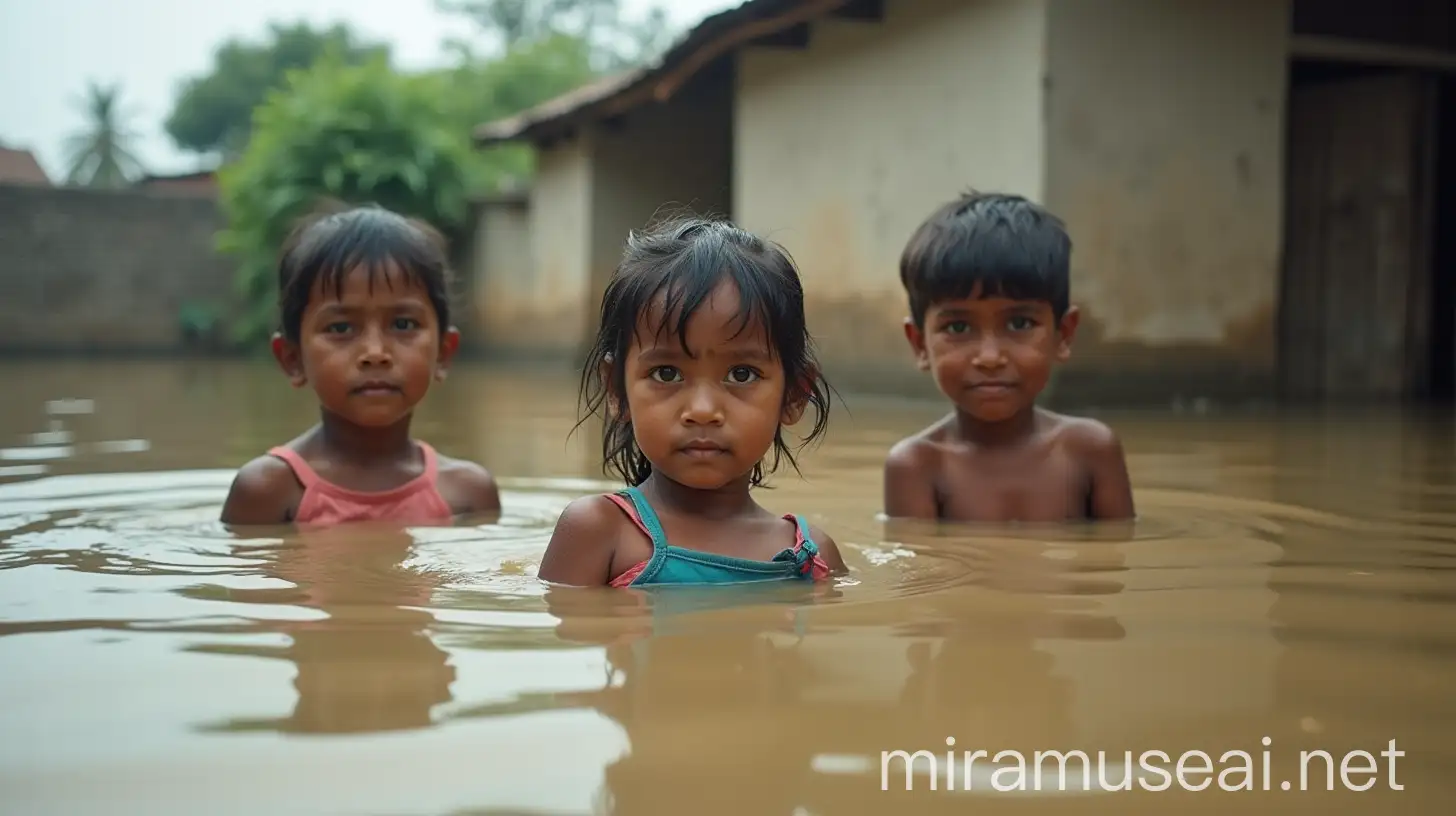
left=537, top=215, right=849, bottom=588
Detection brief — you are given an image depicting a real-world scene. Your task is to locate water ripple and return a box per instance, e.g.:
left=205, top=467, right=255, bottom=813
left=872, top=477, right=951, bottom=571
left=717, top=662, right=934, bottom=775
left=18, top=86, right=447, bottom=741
left=4, top=470, right=1454, bottom=643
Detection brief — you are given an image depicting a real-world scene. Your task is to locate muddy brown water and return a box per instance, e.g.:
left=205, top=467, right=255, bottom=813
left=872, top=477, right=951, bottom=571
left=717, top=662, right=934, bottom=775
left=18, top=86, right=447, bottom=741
left=0, top=360, right=1451, bottom=814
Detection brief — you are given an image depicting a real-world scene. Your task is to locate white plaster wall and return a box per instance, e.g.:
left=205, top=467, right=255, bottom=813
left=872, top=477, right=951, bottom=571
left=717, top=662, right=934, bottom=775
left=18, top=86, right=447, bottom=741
left=1032, top=0, right=1293, bottom=740
left=734, top=0, right=1049, bottom=378
left=470, top=198, right=532, bottom=351
left=1044, top=0, right=1291, bottom=366
left=522, top=138, right=594, bottom=356
left=504, top=71, right=732, bottom=357
left=589, top=68, right=734, bottom=306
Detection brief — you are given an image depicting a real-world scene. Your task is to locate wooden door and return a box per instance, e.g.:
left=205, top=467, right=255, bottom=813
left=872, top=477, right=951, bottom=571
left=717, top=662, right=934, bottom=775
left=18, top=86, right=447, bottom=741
left=1280, top=70, right=1438, bottom=400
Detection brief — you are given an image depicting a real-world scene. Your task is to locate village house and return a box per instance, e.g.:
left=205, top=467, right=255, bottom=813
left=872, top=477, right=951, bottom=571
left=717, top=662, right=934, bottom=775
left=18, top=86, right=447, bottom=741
left=470, top=0, right=1456, bottom=405
left=0, top=146, right=51, bottom=187
left=133, top=169, right=219, bottom=198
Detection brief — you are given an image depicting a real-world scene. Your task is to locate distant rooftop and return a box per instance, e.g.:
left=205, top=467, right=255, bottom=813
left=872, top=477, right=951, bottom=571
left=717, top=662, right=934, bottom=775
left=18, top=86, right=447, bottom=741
left=473, top=0, right=870, bottom=144
left=0, top=146, right=52, bottom=186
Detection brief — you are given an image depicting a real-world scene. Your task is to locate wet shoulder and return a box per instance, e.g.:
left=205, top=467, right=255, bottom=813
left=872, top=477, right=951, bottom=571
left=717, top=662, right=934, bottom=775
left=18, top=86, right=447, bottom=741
left=802, top=520, right=848, bottom=575
left=552, top=494, right=633, bottom=543
left=1044, top=411, right=1124, bottom=460
left=539, top=493, right=642, bottom=585
left=883, top=415, right=958, bottom=474
left=434, top=453, right=501, bottom=515
left=219, top=453, right=304, bottom=525
left=231, top=452, right=305, bottom=495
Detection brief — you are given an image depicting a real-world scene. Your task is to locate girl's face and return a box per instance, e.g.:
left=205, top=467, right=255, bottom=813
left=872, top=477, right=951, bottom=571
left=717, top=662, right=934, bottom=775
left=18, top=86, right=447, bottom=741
left=620, top=280, right=804, bottom=491
left=273, top=263, right=459, bottom=428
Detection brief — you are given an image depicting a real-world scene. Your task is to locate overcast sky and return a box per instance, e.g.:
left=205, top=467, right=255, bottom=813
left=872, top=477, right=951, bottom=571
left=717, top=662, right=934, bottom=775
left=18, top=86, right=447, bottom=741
left=0, top=0, right=737, bottom=180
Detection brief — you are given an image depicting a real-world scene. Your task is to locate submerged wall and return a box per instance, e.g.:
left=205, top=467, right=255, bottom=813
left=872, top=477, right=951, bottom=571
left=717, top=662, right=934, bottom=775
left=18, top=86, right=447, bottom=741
left=586, top=61, right=734, bottom=335
left=480, top=65, right=734, bottom=363
left=484, top=0, right=1298, bottom=406
left=468, top=192, right=538, bottom=355
left=734, top=0, right=1049, bottom=396
left=0, top=184, right=237, bottom=354
left=515, top=138, right=597, bottom=359
left=1043, top=0, right=1292, bottom=404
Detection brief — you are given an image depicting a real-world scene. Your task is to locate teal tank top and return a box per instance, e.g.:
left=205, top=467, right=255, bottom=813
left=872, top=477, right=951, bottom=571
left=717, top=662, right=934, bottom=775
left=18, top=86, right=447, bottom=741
left=605, top=486, right=829, bottom=588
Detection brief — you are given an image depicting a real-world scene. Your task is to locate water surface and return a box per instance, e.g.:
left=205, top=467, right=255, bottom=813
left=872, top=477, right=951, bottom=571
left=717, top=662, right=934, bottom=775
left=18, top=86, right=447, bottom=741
left=0, top=360, right=1450, bottom=814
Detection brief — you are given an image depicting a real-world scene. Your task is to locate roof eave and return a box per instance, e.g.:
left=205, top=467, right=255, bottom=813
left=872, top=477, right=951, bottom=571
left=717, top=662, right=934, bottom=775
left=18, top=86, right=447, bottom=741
left=470, top=0, right=851, bottom=146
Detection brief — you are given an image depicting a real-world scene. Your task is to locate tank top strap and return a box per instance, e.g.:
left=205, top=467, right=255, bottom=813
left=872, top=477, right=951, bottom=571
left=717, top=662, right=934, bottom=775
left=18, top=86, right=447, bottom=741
left=610, top=486, right=668, bottom=549
left=415, top=440, right=441, bottom=483
left=268, top=446, right=320, bottom=489
left=268, top=443, right=439, bottom=490
left=787, top=513, right=815, bottom=552
left=783, top=513, right=828, bottom=579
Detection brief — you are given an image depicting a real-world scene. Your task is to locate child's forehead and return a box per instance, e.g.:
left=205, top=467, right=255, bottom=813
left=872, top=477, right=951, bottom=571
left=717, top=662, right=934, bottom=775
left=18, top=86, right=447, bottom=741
left=308, top=261, right=428, bottom=302
left=633, top=309, right=771, bottom=348
left=928, top=293, right=1052, bottom=312
left=632, top=287, right=773, bottom=352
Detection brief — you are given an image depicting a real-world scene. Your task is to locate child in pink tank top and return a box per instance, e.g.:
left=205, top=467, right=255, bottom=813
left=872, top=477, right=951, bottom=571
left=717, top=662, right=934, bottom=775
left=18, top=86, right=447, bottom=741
left=219, top=205, right=500, bottom=527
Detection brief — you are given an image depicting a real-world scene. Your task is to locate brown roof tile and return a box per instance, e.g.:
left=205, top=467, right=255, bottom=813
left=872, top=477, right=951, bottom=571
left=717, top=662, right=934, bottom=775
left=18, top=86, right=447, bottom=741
left=473, top=0, right=857, bottom=144
left=0, top=147, right=51, bottom=186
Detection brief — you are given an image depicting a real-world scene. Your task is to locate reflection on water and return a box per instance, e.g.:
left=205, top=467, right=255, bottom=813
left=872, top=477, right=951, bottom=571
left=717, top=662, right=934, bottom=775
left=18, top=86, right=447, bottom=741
left=0, top=360, right=1452, bottom=814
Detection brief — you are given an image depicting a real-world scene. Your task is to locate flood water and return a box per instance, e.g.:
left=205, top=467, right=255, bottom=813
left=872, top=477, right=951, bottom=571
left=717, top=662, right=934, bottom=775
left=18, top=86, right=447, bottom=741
left=0, top=359, right=1451, bottom=815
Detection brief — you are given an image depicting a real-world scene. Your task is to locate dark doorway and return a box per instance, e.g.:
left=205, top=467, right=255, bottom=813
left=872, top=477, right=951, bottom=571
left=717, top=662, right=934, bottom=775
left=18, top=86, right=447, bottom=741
left=1278, top=59, right=1448, bottom=402
left=1428, top=75, right=1456, bottom=401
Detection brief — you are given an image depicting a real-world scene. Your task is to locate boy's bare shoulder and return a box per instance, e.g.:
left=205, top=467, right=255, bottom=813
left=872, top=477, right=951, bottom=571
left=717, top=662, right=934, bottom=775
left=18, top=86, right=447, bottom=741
left=1045, top=412, right=1126, bottom=459
left=435, top=453, right=502, bottom=513
left=884, top=415, right=958, bottom=473
left=1044, top=411, right=1135, bottom=519
left=220, top=453, right=303, bottom=525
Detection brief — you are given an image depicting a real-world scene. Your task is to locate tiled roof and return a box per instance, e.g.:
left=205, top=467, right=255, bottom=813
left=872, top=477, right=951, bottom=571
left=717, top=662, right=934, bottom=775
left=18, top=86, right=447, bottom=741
left=0, top=147, right=51, bottom=186
left=473, top=0, right=859, bottom=144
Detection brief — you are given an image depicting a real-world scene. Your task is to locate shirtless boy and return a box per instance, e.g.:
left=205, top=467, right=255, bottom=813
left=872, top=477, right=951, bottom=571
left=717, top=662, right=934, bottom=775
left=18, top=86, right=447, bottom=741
left=882, top=191, right=1134, bottom=523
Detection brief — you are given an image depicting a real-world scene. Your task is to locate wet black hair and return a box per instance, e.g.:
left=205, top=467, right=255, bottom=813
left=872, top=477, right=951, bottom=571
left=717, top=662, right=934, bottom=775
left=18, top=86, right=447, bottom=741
left=899, top=190, right=1071, bottom=327
left=275, top=203, right=453, bottom=342
left=578, top=214, right=832, bottom=488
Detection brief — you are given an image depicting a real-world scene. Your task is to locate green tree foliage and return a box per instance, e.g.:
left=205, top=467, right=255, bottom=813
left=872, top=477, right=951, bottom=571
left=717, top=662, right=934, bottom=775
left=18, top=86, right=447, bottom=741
left=438, top=0, right=674, bottom=71
left=444, top=31, right=595, bottom=117
left=165, top=22, right=389, bottom=158
left=207, top=3, right=673, bottom=347
left=64, top=82, right=145, bottom=187
left=215, top=55, right=476, bottom=345
left=437, top=33, right=597, bottom=188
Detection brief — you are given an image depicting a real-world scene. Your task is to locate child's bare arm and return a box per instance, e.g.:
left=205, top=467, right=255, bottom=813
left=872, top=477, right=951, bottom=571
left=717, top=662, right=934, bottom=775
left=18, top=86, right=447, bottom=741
left=538, top=496, right=622, bottom=586
left=882, top=440, right=939, bottom=520
left=438, top=458, right=502, bottom=516
left=1079, top=422, right=1135, bottom=520
left=219, top=456, right=301, bottom=525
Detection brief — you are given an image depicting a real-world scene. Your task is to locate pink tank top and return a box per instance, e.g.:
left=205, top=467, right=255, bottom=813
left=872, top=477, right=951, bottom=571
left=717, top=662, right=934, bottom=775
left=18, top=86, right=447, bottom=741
left=268, top=442, right=455, bottom=526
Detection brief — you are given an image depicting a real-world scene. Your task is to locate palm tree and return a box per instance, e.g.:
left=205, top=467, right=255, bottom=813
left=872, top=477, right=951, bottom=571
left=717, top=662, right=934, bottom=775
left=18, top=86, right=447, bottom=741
left=63, top=82, right=145, bottom=188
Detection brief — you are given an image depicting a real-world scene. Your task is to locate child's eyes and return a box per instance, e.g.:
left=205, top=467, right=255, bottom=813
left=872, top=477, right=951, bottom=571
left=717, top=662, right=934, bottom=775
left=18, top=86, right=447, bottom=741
left=647, top=366, right=760, bottom=384
left=321, top=318, right=420, bottom=334
left=725, top=366, right=761, bottom=384
left=942, top=317, right=1037, bottom=334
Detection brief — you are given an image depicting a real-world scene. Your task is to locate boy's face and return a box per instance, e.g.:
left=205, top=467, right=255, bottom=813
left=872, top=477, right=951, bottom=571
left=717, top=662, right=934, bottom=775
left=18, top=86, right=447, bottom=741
left=618, top=280, right=804, bottom=491
left=903, top=284, right=1079, bottom=423
left=272, top=263, right=459, bottom=428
